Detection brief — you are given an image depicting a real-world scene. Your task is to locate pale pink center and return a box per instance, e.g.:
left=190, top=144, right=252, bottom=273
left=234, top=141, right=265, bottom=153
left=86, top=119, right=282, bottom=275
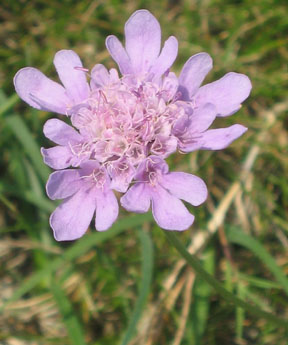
left=68, top=76, right=186, bottom=167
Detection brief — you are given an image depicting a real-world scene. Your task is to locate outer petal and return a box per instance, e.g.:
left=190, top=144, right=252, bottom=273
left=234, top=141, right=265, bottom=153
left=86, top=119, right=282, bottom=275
left=46, top=169, right=82, bottom=200
left=95, top=189, right=119, bottom=231
left=178, top=139, right=203, bottom=153
left=149, top=36, right=178, bottom=77
left=106, top=36, right=132, bottom=75
left=195, top=72, right=252, bottom=117
left=14, top=67, right=70, bottom=114
left=43, top=119, right=83, bottom=145
left=179, top=124, right=247, bottom=153
left=90, top=64, right=110, bottom=89
left=189, top=103, right=217, bottom=133
left=172, top=113, right=190, bottom=138
left=53, top=50, right=90, bottom=104
left=161, top=72, right=179, bottom=102
left=151, top=186, right=194, bottom=231
left=178, top=53, right=213, bottom=101
left=120, top=183, right=151, bottom=213
left=50, top=187, right=96, bottom=241
left=41, top=146, right=73, bottom=169
left=125, top=10, right=161, bottom=74
left=160, top=172, right=208, bottom=206
left=199, top=124, right=247, bottom=150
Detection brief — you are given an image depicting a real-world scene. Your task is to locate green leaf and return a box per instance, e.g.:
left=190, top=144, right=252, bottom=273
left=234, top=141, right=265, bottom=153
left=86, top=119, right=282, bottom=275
left=239, top=273, right=282, bottom=289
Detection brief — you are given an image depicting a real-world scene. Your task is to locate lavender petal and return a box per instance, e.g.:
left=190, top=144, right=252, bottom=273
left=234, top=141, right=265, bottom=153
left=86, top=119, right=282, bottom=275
left=149, top=36, right=178, bottom=77
left=95, top=189, right=119, bottom=231
left=43, top=119, right=83, bottom=145
left=50, top=188, right=96, bottom=241
left=41, top=146, right=73, bottom=169
left=195, top=72, right=252, bottom=117
left=190, top=103, right=217, bottom=133
left=14, top=67, right=70, bottom=114
left=198, top=124, right=248, bottom=150
left=151, top=186, right=195, bottom=231
left=105, top=35, right=132, bottom=75
left=53, top=50, right=90, bottom=104
left=125, top=10, right=161, bottom=74
left=90, top=64, right=110, bottom=89
left=46, top=169, right=82, bottom=200
left=178, top=53, right=213, bottom=101
left=161, top=172, right=208, bottom=206
left=120, top=183, right=151, bottom=213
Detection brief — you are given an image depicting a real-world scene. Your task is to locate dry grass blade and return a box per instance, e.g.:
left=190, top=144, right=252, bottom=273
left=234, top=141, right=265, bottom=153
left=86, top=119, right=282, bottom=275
left=188, top=99, right=288, bottom=254
left=171, top=271, right=195, bottom=345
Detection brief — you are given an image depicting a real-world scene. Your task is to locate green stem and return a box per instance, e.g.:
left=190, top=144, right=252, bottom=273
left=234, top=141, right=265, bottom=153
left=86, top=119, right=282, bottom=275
left=164, top=231, right=288, bottom=329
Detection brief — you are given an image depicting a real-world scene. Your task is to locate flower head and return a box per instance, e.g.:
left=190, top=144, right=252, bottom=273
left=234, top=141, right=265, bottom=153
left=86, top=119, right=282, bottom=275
left=14, top=10, right=252, bottom=240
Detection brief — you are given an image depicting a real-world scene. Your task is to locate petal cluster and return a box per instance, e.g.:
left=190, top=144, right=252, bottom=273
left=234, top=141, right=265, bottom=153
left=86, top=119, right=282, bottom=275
left=14, top=10, right=252, bottom=240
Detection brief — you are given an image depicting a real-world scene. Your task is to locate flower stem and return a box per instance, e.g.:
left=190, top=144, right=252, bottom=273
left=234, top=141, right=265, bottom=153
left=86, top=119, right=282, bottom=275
left=164, top=231, right=288, bottom=329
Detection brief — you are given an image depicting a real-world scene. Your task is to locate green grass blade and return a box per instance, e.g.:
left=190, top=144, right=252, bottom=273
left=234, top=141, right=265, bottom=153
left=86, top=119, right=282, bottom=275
left=5, top=114, right=50, bottom=183
left=190, top=247, right=215, bottom=344
left=51, top=282, right=87, bottom=345
left=227, top=227, right=288, bottom=297
left=236, top=283, right=245, bottom=341
left=120, top=230, right=154, bottom=345
left=239, top=273, right=282, bottom=289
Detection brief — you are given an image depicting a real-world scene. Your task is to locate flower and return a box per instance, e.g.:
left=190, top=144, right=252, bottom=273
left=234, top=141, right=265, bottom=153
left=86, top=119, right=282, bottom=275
left=14, top=10, right=252, bottom=240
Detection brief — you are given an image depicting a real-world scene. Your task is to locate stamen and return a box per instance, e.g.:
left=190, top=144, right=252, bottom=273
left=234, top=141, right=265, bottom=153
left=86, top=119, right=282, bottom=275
left=74, top=66, right=90, bottom=73
left=148, top=171, right=157, bottom=186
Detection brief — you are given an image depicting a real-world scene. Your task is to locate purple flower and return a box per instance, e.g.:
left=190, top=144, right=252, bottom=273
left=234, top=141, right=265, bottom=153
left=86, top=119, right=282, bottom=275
left=14, top=10, right=252, bottom=240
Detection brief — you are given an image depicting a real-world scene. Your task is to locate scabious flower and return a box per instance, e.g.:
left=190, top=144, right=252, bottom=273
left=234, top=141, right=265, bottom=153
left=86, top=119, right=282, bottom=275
left=14, top=10, right=252, bottom=240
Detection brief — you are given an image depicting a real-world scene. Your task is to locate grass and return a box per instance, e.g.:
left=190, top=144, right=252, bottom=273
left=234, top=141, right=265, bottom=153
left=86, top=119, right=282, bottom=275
left=1, top=0, right=288, bottom=344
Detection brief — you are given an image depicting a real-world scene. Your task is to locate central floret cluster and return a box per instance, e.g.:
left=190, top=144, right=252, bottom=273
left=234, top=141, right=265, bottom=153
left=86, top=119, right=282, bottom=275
left=14, top=10, right=252, bottom=241
left=69, top=72, right=181, bottom=170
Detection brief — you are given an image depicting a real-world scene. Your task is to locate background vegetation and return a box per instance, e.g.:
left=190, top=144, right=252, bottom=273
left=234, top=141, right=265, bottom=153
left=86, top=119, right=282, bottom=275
left=1, top=0, right=288, bottom=344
